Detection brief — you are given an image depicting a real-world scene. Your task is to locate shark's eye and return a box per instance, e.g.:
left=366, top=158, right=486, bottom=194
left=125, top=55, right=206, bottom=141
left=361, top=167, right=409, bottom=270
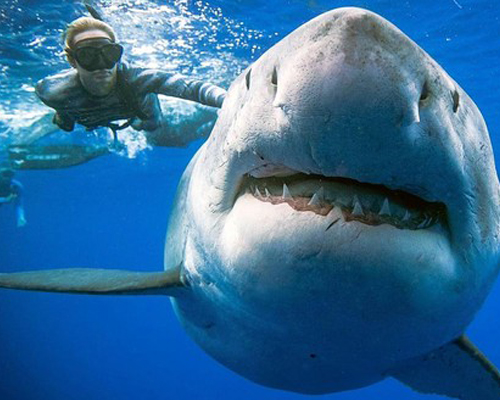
left=271, top=67, right=278, bottom=87
left=452, top=89, right=460, bottom=113
left=245, top=68, right=252, bottom=90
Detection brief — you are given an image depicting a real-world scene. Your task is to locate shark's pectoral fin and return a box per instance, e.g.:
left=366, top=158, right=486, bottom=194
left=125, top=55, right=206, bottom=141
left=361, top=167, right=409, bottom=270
left=392, top=335, right=500, bottom=400
left=0, top=267, right=185, bottom=296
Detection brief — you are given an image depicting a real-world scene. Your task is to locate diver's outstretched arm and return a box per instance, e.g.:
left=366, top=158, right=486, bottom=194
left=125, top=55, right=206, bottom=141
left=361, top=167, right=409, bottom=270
left=145, top=117, right=216, bottom=147
left=131, top=68, right=227, bottom=108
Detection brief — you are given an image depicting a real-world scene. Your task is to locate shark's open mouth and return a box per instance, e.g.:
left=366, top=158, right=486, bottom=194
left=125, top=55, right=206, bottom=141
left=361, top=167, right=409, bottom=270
left=241, top=174, right=447, bottom=231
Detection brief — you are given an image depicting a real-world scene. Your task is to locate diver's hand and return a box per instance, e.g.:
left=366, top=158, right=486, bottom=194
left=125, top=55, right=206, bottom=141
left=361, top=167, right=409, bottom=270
left=131, top=118, right=145, bottom=131
left=52, top=112, right=75, bottom=132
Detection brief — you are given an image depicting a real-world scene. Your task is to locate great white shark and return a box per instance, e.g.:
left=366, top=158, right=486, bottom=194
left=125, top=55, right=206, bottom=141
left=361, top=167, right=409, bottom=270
left=1, top=7, right=500, bottom=399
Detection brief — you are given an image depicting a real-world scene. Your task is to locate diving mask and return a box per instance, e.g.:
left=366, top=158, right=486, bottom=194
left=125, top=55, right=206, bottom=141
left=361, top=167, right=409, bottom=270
left=69, top=38, right=123, bottom=72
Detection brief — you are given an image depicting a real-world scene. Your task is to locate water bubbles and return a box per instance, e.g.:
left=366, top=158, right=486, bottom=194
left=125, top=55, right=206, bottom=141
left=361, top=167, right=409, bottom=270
left=28, top=36, right=46, bottom=48
left=114, top=129, right=151, bottom=158
left=99, top=0, right=270, bottom=86
left=20, top=84, right=35, bottom=92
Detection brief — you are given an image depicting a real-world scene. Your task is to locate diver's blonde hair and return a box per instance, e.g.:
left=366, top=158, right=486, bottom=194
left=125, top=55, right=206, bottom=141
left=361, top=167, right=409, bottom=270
left=63, top=17, right=117, bottom=60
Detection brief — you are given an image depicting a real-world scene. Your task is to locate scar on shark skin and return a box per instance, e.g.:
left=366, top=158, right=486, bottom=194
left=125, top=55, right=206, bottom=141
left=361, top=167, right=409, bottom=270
left=325, top=218, right=340, bottom=231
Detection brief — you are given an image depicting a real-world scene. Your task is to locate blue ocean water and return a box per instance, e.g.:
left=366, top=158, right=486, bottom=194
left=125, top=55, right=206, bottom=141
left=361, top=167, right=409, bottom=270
left=0, top=0, right=499, bottom=399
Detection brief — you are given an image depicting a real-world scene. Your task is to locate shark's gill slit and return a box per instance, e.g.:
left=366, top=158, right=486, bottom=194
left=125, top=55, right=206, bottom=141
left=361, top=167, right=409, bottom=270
left=241, top=174, right=447, bottom=231
left=245, top=68, right=252, bottom=90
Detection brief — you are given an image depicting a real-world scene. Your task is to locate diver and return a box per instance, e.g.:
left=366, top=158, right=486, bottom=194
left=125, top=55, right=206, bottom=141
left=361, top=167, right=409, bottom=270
left=0, top=167, right=27, bottom=227
left=35, top=16, right=227, bottom=147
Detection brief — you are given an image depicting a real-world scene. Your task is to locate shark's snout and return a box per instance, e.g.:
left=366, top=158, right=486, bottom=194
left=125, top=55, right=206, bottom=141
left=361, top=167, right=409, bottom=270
left=273, top=8, right=428, bottom=127
left=212, top=7, right=482, bottom=245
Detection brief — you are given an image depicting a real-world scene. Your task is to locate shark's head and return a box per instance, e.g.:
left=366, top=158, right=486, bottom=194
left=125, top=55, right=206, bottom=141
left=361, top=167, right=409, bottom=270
left=169, top=7, right=500, bottom=394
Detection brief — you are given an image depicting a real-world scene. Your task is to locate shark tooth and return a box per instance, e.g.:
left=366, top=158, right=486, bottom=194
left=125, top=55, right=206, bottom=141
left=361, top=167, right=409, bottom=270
left=254, top=187, right=262, bottom=198
left=402, top=210, right=411, bottom=221
left=308, top=192, right=321, bottom=206
left=327, top=205, right=344, bottom=223
left=282, top=183, right=293, bottom=200
left=265, top=188, right=271, bottom=198
left=352, top=196, right=364, bottom=216
left=316, top=187, right=325, bottom=201
left=308, top=187, right=325, bottom=206
left=417, top=218, right=429, bottom=229
left=379, top=198, right=391, bottom=216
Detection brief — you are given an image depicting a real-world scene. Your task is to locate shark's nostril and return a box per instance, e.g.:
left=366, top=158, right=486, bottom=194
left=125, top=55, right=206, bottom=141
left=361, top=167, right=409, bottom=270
left=416, top=81, right=431, bottom=123
left=245, top=68, right=252, bottom=90
left=419, top=81, right=430, bottom=103
left=452, top=89, right=460, bottom=113
left=271, top=67, right=278, bottom=87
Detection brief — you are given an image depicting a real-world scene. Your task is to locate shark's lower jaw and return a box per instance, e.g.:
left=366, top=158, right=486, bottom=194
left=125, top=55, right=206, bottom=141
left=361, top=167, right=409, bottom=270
left=241, top=174, right=447, bottom=231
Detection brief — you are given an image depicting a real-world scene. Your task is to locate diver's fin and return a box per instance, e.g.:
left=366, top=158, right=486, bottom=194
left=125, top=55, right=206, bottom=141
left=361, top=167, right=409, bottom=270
left=392, top=335, right=500, bottom=400
left=9, top=144, right=109, bottom=170
left=0, top=268, right=185, bottom=296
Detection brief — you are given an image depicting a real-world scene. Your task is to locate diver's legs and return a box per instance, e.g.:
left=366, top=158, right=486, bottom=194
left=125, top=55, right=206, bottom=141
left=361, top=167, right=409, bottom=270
left=15, top=200, right=26, bottom=227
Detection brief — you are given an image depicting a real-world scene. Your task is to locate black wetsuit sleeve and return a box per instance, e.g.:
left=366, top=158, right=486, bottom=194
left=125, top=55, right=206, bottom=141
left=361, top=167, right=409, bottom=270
left=35, top=78, right=57, bottom=108
left=35, top=77, right=75, bottom=132
left=132, top=69, right=226, bottom=108
left=35, top=77, right=76, bottom=131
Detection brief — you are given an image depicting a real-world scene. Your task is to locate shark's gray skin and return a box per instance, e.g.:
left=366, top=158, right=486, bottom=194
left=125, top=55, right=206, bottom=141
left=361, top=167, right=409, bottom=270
left=1, top=7, right=500, bottom=399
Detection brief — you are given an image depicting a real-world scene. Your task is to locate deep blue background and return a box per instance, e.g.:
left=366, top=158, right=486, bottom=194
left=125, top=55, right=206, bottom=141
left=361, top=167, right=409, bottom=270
left=1, top=1, right=500, bottom=399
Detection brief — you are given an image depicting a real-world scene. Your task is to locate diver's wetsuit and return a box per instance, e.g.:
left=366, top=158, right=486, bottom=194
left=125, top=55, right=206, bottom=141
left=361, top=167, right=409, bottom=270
left=35, top=62, right=226, bottom=144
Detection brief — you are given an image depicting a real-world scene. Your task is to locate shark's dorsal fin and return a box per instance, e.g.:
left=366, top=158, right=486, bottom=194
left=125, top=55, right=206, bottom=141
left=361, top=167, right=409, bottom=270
left=392, top=335, right=500, bottom=400
left=0, top=267, right=185, bottom=296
